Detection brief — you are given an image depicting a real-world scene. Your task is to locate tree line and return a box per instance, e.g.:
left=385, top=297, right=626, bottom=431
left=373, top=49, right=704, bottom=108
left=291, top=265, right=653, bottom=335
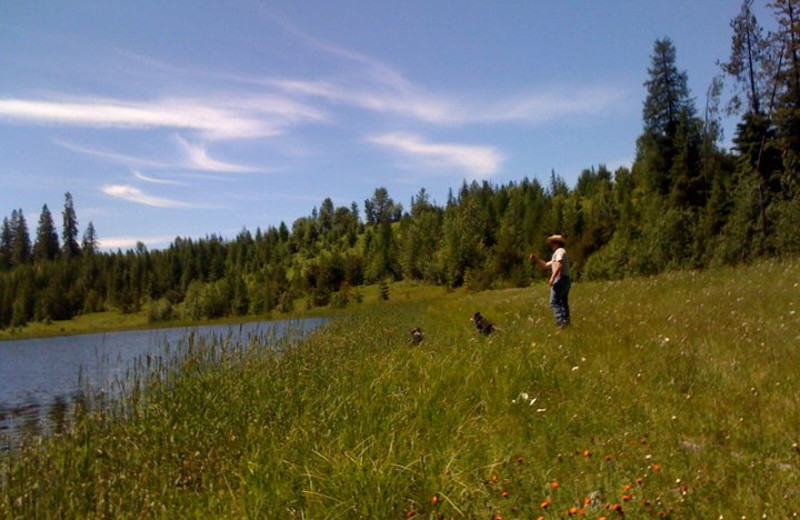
left=1, top=0, right=798, bottom=330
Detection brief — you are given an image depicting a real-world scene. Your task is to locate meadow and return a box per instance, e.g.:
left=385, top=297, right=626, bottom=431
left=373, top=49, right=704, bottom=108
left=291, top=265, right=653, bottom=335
left=1, top=259, right=799, bottom=518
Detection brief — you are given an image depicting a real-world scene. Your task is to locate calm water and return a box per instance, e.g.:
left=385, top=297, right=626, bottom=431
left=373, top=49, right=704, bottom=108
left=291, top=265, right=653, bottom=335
left=0, top=318, right=327, bottom=445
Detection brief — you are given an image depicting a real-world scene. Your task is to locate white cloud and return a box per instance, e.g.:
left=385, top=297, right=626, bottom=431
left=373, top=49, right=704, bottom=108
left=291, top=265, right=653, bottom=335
left=55, top=140, right=175, bottom=169
left=133, top=170, right=183, bottom=185
left=368, top=132, right=504, bottom=178
left=57, top=137, right=262, bottom=174
left=262, top=20, right=629, bottom=127
left=174, top=135, right=260, bottom=173
left=98, top=234, right=178, bottom=250
left=102, top=184, right=198, bottom=208
left=0, top=95, right=324, bottom=140
left=481, top=86, right=628, bottom=124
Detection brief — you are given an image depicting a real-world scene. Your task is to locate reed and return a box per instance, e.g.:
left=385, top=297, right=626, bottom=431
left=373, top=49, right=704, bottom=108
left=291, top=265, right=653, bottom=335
left=2, top=259, right=799, bottom=518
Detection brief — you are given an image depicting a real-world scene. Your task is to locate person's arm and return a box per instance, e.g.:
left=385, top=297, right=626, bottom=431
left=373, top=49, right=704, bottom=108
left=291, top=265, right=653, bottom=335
left=529, top=253, right=548, bottom=270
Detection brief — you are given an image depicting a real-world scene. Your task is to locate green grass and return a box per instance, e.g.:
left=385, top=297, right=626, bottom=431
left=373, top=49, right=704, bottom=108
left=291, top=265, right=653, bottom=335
left=2, top=260, right=799, bottom=518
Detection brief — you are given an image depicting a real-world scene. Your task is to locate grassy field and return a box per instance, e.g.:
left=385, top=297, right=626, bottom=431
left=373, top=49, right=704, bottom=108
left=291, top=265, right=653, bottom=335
left=1, top=260, right=799, bottom=518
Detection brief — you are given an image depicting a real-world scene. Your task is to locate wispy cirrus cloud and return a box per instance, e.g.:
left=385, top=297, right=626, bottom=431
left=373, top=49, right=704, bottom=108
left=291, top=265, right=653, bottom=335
left=133, top=170, right=184, bottom=185
left=264, top=17, right=628, bottom=127
left=174, top=135, right=261, bottom=173
left=368, top=132, right=504, bottom=178
left=102, top=184, right=202, bottom=208
left=0, top=95, right=324, bottom=140
left=273, top=76, right=628, bottom=127
left=55, top=139, right=175, bottom=169
left=57, top=136, right=261, bottom=173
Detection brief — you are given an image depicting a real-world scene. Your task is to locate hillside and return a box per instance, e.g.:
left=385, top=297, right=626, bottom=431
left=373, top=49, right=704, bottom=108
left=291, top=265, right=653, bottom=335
left=2, top=259, right=799, bottom=518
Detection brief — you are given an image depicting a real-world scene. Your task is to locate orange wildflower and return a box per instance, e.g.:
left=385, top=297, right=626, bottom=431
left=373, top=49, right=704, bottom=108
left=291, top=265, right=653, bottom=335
left=431, top=495, right=439, bottom=506
left=551, top=480, right=560, bottom=490
left=540, top=498, right=553, bottom=509
left=501, top=490, right=510, bottom=498
left=650, top=463, right=661, bottom=471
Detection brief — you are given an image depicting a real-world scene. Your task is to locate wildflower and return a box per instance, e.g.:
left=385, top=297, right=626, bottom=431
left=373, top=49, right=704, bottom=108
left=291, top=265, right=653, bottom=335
left=582, top=450, right=591, bottom=458
left=431, top=495, right=439, bottom=506
left=568, top=506, right=580, bottom=515
left=491, top=474, right=499, bottom=483
left=541, top=498, right=553, bottom=509
left=650, top=463, right=661, bottom=471
left=551, top=481, right=560, bottom=490
left=501, top=490, right=510, bottom=498
left=622, top=493, right=633, bottom=502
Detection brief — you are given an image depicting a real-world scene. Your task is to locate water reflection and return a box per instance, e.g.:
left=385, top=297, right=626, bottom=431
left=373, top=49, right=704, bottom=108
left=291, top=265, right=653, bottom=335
left=0, top=318, right=327, bottom=450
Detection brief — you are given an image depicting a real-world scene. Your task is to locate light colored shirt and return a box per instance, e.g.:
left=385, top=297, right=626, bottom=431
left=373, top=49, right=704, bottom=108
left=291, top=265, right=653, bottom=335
left=551, top=247, right=570, bottom=281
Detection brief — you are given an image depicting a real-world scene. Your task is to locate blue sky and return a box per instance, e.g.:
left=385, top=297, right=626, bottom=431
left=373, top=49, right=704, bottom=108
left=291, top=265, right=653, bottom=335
left=0, top=1, right=773, bottom=250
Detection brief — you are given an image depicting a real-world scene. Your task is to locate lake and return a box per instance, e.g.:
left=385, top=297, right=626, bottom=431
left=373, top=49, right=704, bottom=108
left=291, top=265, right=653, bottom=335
left=0, top=318, right=328, bottom=448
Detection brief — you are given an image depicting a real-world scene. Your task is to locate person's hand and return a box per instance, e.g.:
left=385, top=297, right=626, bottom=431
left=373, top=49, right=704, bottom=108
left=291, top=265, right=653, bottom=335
left=529, top=253, right=539, bottom=263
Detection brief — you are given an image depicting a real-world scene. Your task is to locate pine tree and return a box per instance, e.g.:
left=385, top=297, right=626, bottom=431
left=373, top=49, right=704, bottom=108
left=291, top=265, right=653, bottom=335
left=61, top=192, right=81, bottom=258
left=0, top=217, right=12, bottom=270
left=769, top=0, right=800, bottom=198
left=34, top=204, right=60, bottom=262
left=82, top=221, right=98, bottom=256
left=11, top=209, right=32, bottom=266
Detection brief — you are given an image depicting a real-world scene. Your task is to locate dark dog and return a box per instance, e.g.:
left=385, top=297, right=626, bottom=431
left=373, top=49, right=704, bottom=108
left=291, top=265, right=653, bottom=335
left=410, top=327, right=424, bottom=344
left=471, top=312, right=497, bottom=334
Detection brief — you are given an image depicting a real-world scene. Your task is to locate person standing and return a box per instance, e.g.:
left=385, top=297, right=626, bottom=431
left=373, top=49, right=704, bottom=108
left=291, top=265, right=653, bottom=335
left=529, top=234, right=571, bottom=327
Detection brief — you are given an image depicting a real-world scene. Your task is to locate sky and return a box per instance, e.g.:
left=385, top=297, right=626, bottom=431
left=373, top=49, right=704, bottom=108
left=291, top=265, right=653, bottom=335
left=0, top=1, right=776, bottom=250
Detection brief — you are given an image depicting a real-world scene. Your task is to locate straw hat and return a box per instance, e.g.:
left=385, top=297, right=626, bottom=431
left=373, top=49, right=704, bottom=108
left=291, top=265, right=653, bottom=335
left=546, top=234, right=566, bottom=246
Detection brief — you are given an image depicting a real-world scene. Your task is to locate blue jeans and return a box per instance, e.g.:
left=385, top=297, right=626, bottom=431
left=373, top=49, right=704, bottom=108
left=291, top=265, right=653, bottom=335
left=550, top=276, right=571, bottom=326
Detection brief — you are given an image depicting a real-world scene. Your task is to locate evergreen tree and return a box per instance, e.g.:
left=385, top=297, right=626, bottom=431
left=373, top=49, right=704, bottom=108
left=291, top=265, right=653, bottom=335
left=769, top=0, right=800, bottom=198
left=34, top=204, right=60, bottom=262
left=61, top=192, right=81, bottom=258
left=82, top=221, right=98, bottom=256
left=722, top=0, right=770, bottom=116
left=11, top=209, right=32, bottom=266
left=0, top=217, right=12, bottom=270
left=639, top=38, right=697, bottom=198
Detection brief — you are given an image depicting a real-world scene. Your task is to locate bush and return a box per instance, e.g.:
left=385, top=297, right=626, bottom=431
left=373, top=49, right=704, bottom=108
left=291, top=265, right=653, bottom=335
left=148, top=298, right=175, bottom=323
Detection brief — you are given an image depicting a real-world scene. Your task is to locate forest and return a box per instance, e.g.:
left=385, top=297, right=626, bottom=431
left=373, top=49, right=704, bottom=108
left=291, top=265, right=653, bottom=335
left=1, top=0, right=798, bottom=330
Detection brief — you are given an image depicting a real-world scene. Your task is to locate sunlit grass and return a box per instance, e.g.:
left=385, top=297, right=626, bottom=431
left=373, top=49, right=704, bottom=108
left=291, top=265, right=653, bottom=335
left=2, top=259, right=799, bottom=518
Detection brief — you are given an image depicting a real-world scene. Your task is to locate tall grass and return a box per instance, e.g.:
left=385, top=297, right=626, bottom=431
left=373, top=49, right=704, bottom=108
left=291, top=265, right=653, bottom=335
left=2, top=260, right=799, bottom=518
